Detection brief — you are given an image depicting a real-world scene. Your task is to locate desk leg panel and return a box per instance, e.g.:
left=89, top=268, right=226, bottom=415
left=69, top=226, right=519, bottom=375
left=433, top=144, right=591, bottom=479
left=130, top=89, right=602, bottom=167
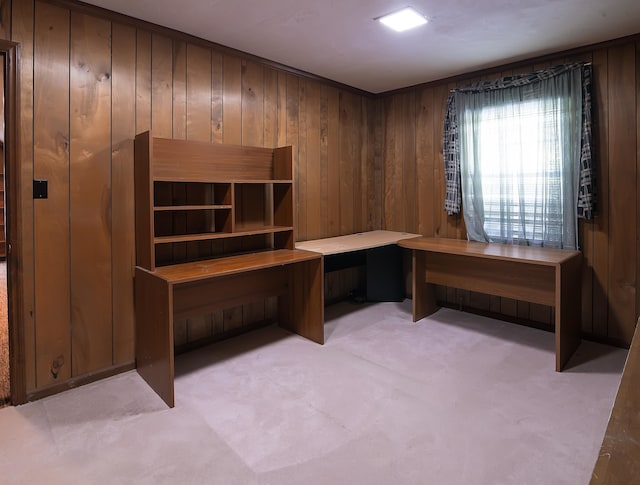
left=280, top=257, right=324, bottom=344
left=413, top=250, right=438, bottom=322
left=135, top=267, right=175, bottom=407
left=556, top=255, right=582, bottom=371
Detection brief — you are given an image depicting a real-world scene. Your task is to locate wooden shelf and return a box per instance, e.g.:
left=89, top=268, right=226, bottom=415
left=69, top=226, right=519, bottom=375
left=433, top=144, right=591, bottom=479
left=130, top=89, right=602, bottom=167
left=154, top=226, right=293, bottom=244
left=153, top=249, right=321, bottom=284
left=154, top=205, right=232, bottom=211
left=134, top=131, right=324, bottom=408
left=135, top=131, right=295, bottom=269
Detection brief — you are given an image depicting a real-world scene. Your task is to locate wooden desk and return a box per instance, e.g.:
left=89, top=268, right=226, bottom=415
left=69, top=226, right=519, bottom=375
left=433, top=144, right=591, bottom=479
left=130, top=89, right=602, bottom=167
left=398, top=237, right=582, bottom=371
left=295, top=230, right=420, bottom=255
left=135, top=249, right=323, bottom=407
left=296, top=231, right=419, bottom=302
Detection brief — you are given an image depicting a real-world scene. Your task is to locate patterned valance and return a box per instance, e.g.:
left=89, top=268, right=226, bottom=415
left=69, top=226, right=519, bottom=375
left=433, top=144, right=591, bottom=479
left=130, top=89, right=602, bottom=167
left=443, top=62, right=595, bottom=220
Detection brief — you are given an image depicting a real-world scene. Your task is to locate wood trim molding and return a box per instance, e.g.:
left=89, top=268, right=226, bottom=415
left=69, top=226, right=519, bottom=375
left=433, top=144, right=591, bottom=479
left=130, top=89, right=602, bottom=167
left=27, top=361, right=136, bottom=402
left=0, top=39, right=26, bottom=405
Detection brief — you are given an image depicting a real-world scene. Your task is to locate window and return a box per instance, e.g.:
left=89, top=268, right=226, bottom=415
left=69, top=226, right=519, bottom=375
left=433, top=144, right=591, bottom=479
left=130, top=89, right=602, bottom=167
left=461, top=97, right=571, bottom=247
left=444, top=64, right=594, bottom=249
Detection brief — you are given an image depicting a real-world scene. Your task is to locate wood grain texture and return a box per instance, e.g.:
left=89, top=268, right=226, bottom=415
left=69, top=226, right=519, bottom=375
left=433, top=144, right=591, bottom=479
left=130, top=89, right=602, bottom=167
left=591, top=320, right=640, bottom=484
left=111, top=22, right=136, bottom=364
left=151, top=33, right=173, bottom=138
left=327, top=87, right=340, bottom=237
left=592, top=48, right=610, bottom=338
left=0, top=0, right=11, bottom=39
left=404, top=238, right=582, bottom=369
left=172, top=40, right=187, bottom=140
left=305, top=81, right=322, bottom=240
left=607, top=43, right=637, bottom=343
left=33, top=1, right=71, bottom=387
left=13, top=0, right=37, bottom=392
left=135, top=266, right=174, bottom=408
left=69, top=11, right=113, bottom=375
left=382, top=42, right=640, bottom=345
left=339, top=91, right=354, bottom=235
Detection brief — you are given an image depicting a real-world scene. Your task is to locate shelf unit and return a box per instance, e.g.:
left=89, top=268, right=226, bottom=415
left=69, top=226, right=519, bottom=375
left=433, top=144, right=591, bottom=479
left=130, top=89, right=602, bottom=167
left=135, top=132, right=296, bottom=269
left=133, top=131, right=324, bottom=407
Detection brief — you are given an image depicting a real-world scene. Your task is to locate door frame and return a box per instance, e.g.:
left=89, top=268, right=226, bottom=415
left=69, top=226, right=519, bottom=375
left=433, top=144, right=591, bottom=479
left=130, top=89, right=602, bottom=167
left=0, top=39, right=26, bottom=405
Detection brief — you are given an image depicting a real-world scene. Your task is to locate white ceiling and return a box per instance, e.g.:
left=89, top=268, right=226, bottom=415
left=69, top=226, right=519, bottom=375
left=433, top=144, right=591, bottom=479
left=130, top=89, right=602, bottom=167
left=83, top=0, right=640, bottom=93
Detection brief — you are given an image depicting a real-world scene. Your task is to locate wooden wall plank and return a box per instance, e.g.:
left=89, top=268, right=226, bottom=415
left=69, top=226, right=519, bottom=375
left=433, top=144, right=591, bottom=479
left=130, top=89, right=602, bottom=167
left=368, top=97, right=383, bottom=231
left=319, top=85, right=329, bottom=235
left=305, top=81, right=322, bottom=240
left=607, top=43, right=637, bottom=344
left=151, top=34, right=172, bottom=138
left=33, top=1, right=71, bottom=387
left=327, top=87, right=340, bottom=236
left=339, top=91, right=355, bottom=235
left=263, top=68, right=278, bottom=148
left=297, top=80, right=308, bottom=241
left=211, top=51, right=223, bottom=144
left=111, top=22, right=136, bottom=364
left=172, top=40, right=187, bottom=140
left=352, top=95, right=363, bottom=232
left=593, top=48, right=610, bottom=339
left=286, top=74, right=299, bottom=237
left=12, top=0, right=36, bottom=392
left=382, top=96, right=396, bottom=231
left=403, top=91, right=417, bottom=233
left=416, top=87, right=434, bottom=236
left=135, top=30, right=151, bottom=134
left=69, top=11, right=113, bottom=376
left=223, top=54, right=242, bottom=145
left=0, top=0, right=11, bottom=39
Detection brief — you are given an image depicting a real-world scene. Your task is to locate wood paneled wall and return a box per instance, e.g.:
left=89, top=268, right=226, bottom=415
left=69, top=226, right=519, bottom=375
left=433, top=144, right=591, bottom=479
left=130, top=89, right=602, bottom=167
left=380, top=40, right=640, bottom=346
left=5, top=0, right=639, bottom=398
left=8, top=0, right=380, bottom=394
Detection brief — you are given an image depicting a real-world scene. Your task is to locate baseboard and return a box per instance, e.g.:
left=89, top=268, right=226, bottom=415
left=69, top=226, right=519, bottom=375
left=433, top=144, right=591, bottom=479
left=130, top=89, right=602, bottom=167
left=26, top=361, right=136, bottom=403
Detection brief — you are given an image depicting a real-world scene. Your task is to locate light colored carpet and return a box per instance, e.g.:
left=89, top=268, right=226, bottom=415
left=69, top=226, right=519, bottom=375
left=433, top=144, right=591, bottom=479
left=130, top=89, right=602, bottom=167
left=0, top=301, right=626, bottom=484
left=0, top=261, right=8, bottom=405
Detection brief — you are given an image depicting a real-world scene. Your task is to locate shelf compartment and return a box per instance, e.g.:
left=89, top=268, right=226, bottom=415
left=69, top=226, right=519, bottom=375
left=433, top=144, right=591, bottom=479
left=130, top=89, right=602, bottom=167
left=154, top=207, right=232, bottom=237
left=154, top=181, right=232, bottom=207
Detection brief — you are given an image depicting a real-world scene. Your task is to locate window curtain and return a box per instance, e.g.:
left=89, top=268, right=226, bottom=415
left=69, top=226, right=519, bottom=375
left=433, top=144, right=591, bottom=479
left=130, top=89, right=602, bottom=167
left=443, top=63, right=594, bottom=249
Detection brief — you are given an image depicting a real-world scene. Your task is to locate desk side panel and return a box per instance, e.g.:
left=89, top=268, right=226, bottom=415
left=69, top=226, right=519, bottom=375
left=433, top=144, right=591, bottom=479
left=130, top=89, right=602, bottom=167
left=135, top=267, right=174, bottom=407
left=556, top=254, right=582, bottom=371
left=280, top=257, right=324, bottom=344
left=413, top=250, right=438, bottom=322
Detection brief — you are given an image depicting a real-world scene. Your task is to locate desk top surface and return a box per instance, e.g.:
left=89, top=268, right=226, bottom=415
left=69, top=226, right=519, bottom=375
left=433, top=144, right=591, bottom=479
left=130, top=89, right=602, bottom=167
left=295, top=230, right=421, bottom=255
left=143, top=249, right=321, bottom=284
left=398, top=237, right=581, bottom=266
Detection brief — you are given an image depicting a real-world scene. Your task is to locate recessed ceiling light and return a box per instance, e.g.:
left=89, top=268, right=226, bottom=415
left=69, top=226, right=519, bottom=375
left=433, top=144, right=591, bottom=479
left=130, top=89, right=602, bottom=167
left=377, top=7, right=427, bottom=32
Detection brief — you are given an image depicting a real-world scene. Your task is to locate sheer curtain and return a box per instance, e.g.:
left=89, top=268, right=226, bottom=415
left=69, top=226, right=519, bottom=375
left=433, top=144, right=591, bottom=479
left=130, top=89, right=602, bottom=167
left=456, top=68, right=583, bottom=249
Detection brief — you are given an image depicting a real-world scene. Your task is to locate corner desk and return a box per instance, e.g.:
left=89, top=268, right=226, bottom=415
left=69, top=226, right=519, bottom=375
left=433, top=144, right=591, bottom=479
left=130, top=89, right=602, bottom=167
left=398, top=237, right=582, bottom=371
left=296, top=230, right=420, bottom=302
